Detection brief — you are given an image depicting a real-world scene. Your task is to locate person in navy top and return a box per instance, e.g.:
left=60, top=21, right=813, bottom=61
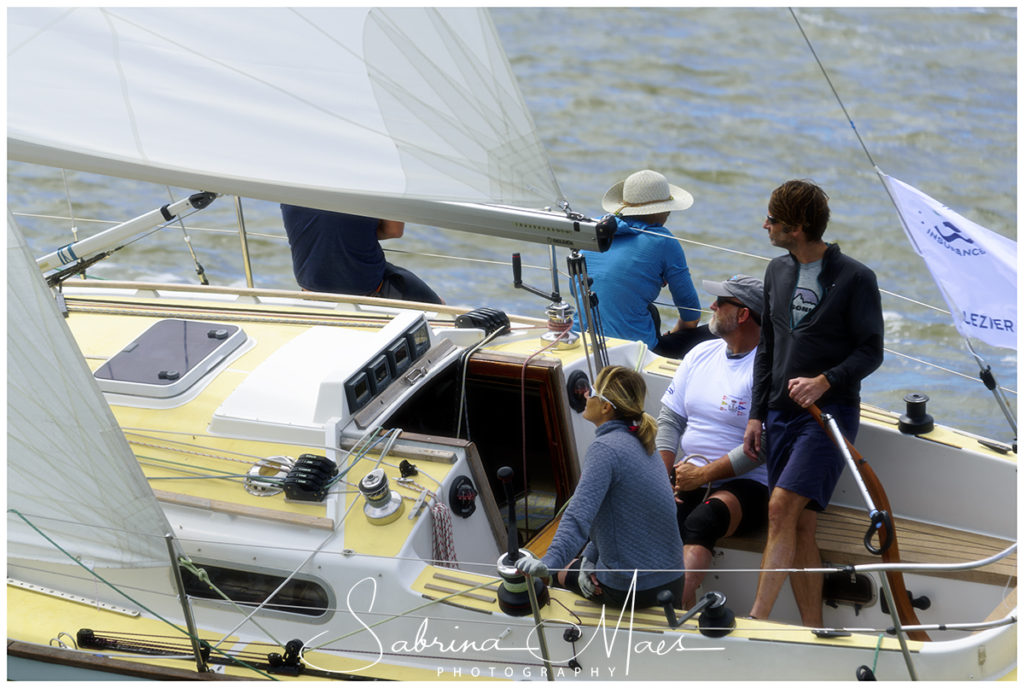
left=281, top=204, right=443, bottom=304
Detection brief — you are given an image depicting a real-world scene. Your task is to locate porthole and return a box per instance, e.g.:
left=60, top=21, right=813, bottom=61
left=180, top=563, right=329, bottom=617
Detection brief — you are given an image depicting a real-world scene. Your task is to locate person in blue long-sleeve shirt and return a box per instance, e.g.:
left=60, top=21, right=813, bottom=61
left=574, top=170, right=714, bottom=359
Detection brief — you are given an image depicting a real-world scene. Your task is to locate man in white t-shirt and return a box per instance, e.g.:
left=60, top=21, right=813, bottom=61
left=656, top=274, right=768, bottom=608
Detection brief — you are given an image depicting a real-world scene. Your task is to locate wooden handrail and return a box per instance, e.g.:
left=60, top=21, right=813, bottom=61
left=807, top=404, right=929, bottom=641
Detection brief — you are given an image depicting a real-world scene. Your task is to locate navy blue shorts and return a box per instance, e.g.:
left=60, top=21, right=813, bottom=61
left=376, top=263, right=443, bottom=304
left=764, top=404, right=859, bottom=511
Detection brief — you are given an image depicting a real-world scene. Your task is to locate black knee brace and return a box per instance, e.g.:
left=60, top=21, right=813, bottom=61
left=682, top=498, right=731, bottom=551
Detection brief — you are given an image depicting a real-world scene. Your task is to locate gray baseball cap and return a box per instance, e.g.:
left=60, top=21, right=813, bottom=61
left=702, top=274, right=764, bottom=317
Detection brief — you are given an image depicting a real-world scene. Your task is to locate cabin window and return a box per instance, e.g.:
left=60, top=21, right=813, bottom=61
left=180, top=563, right=329, bottom=617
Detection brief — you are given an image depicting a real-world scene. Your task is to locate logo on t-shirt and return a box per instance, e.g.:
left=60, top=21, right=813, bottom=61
left=719, top=394, right=748, bottom=417
left=792, top=288, right=819, bottom=325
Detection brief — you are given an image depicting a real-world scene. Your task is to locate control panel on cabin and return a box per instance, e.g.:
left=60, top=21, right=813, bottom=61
left=343, top=315, right=432, bottom=414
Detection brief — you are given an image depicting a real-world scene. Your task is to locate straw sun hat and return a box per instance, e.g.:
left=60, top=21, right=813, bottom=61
left=601, top=169, right=694, bottom=216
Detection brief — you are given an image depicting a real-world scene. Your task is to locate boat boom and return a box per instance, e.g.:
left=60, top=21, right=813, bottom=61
left=35, top=191, right=218, bottom=274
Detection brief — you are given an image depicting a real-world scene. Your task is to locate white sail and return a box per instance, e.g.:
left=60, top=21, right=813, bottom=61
left=7, top=215, right=173, bottom=567
left=7, top=8, right=568, bottom=226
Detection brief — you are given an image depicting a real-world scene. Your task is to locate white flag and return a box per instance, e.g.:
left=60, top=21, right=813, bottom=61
left=882, top=174, right=1017, bottom=350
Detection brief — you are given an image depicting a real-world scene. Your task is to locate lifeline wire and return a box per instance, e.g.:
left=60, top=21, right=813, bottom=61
left=34, top=175, right=995, bottom=393
left=633, top=225, right=950, bottom=316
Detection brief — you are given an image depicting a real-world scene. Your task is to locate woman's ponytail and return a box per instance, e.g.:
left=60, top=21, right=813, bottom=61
left=594, top=366, right=657, bottom=455
left=632, top=411, right=658, bottom=456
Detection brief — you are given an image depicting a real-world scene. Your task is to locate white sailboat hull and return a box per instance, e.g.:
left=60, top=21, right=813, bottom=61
left=7, top=279, right=1015, bottom=681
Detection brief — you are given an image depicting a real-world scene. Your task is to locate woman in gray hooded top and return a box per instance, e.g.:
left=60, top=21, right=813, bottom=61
left=518, top=365, right=684, bottom=608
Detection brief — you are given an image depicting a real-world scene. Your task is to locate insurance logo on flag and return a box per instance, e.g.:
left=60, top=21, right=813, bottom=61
left=882, top=174, right=1017, bottom=350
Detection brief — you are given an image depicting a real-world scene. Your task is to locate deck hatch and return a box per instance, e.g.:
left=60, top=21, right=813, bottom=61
left=93, top=319, right=246, bottom=398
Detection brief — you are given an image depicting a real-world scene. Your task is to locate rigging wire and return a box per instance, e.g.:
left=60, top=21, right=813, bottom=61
left=177, top=556, right=284, bottom=649
left=26, top=476, right=1004, bottom=580
left=13, top=199, right=984, bottom=320
left=83, top=205, right=213, bottom=260
left=789, top=6, right=1017, bottom=431
left=636, top=230, right=1015, bottom=396
left=164, top=185, right=209, bottom=285
left=59, top=169, right=80, bottom=243
left=13, top=509, right=1013, bottom=660
left=7, top=509, right=275, bottom=679
left=455, top=326, right=510, bottom=440
left=518, top=326, right=572, bottom=539
left=40, top=202, right=1008, bottom=394
left=789, top=8, right=877, bottom=170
